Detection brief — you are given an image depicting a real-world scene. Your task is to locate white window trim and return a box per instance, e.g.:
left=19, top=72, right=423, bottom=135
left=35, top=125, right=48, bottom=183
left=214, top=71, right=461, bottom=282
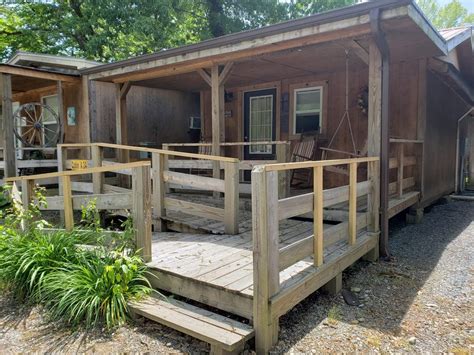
left=293, top=86, right=323, bottom=135
left=249, top=94, right=274, bottom=155
left=41, top=94, right=59, bottom=146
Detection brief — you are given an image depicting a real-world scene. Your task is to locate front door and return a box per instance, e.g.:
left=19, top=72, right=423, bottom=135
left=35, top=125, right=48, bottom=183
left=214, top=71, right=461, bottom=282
left=243, top=88, right=277, bottom=161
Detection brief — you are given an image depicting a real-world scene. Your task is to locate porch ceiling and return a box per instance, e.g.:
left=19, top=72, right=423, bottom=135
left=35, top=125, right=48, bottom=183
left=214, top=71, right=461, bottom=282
left=133, top=40, right=368, bottom=92
left=11, top=75, right=57, bottom=94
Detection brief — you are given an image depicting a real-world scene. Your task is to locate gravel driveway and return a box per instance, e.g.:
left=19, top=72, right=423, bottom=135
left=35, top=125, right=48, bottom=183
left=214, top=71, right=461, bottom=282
left=0, top=200, right=473, bottom=353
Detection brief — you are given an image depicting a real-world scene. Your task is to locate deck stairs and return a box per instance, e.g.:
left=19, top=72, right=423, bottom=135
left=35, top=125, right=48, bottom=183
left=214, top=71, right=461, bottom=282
left=129, top=296, right=254, bottom=354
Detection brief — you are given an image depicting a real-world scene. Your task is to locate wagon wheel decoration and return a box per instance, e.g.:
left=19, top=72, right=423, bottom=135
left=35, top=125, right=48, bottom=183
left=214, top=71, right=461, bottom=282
left=13, top=102, right=61, bottom=147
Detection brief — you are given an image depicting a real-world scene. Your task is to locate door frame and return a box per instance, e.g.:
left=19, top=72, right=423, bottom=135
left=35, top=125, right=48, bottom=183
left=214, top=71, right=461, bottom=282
left=242, top=87, right=278, bottom=160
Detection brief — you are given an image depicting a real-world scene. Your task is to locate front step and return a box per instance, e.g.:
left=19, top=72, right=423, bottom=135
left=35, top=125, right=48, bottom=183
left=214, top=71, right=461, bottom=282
left=129, top=296, right=254, bottom=354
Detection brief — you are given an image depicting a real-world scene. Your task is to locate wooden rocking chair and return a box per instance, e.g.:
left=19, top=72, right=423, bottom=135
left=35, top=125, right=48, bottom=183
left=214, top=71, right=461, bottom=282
left=290, top=133, right=319, bottom=187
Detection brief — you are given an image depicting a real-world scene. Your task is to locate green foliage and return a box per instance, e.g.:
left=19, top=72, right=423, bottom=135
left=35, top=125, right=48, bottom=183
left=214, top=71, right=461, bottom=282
left=40, top=249, right=151, bottom=328
left=80, top=198, right=101, bottom=231
left=1, top=0, right=357, bottom=62
left=416, top=0, right=474, bottom=28
left=0, top=186, right=152, bottom=329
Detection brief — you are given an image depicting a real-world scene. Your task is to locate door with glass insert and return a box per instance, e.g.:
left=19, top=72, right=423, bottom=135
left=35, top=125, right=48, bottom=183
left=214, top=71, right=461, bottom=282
left=243, top=88, right=276, bottom=160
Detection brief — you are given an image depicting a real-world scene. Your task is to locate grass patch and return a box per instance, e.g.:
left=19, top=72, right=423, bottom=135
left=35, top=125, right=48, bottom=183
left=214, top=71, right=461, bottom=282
left=0, top=187, right=152, bottom=329
left=327, top=305, right=342, bottom=325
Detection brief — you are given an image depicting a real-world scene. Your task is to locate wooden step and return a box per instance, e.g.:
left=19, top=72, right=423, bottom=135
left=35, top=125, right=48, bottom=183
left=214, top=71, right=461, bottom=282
left=129, top=296, right=254, bottom=354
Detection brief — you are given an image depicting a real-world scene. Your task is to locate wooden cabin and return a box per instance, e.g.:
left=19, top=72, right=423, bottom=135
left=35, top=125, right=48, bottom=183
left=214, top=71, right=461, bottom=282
left=4, top=1, right=474, bottom=353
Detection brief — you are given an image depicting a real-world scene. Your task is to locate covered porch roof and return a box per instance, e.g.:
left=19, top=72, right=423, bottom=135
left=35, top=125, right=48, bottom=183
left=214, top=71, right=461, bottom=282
left=82, top=0, right=446, bottom=88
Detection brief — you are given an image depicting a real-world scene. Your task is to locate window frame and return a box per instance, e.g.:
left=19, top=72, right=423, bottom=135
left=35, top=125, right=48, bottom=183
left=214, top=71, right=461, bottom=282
left=289, top=80, right=328, bottom=139
left=40, top=94, right=60, bottom=147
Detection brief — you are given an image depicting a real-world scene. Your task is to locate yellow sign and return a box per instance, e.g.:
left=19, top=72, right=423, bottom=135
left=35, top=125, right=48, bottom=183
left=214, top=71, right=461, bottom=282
left=71, top=160, right=88, bottom=170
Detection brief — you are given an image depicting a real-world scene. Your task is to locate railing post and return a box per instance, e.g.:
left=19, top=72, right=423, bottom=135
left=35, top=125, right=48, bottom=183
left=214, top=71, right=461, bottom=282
left=349, top=162, right=358, bottom=245
left=252, top=167, right=280, bottom=354
left=21, top=179, right=34, bottom=209
left=276, top=143, right=290, bottom=199
left=132, top=164, right=152, bottom=262
left=397, top=144, right=404, bottom=198
left=152, top=152, right=167, bottom=232
left=57, top=145, right=67, bottom=224
left=224, top=161, right=239, bottom=234
left=161, top=145, right=171, bottom=194
left=62, top=175, right=74, bottom=231
left=313, top=166, right=323, bottom=266
left=92, top=144, right=104, bottom=194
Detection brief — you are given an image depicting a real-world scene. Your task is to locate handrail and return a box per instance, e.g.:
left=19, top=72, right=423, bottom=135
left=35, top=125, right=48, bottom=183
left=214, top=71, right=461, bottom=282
left=164, top=140, right=289, bottom=147
left=262, top=156, right=379, bottom=172
left=389, top=138, right=424, bottom=144
left=5, top=161, right=151, bottom=182
left=59, top=143, right=239, bottom=163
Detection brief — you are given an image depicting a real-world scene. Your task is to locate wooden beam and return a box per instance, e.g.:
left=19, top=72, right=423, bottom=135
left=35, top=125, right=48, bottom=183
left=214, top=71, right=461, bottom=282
left=57, top=80, right=64, bottom=143
left=62, top=175, right=74, bottom=231
left=397, top=144, right=404, bottom=198
left=367, top=40, right=381, bottom=235
left=81, top=75, right=90, bottom=151
left=0, top=64, right=80, bottom=83
left=313, top=166, right=323, bottom=266
left=211, top=65, right=221, bottom=181
left=132, top=164, right=152, bottom=262
left=1, top=73, right=16, bottom=177
left=197, top=69, right=211, bottom=86
left=91, top=145, right=104, bottom=194
left=252, top=167, right=280, bottom=354
left=152, top=152, right=166, bottom=232
left=348, top=40, right=369, bottom=65
left=348, top=162, right=358, bottom=245
left=219, top=62, right=234, bottom=86
left=224, top=161, right=239, bottom=234
left=120, top=81, right=132, bottom=99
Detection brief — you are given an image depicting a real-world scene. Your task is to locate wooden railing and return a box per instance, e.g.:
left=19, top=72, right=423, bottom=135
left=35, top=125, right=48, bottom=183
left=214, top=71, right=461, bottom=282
left=389, top=138, right=424, bottom=198
left=163, top=140, right=291, bottom=197
left=5, top=161, right=152, bottom=261
left=251, top=156, right=379, bottom=349
left=58, top=143, right=240, bottom=234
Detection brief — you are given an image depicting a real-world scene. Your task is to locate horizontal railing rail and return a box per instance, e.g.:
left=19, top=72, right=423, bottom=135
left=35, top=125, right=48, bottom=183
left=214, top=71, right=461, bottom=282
left=5, top=161, right=152, bottom=261
left=58, top=143, right=240, bottom=234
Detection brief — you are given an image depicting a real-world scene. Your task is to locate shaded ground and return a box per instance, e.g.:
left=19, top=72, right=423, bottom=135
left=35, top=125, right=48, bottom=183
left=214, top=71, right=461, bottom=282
left=0, top=200, right=473, bottom=353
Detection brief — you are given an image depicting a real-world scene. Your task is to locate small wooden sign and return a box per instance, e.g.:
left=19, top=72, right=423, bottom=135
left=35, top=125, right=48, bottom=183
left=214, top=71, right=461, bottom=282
left=71, top=160, right=88, bottom=170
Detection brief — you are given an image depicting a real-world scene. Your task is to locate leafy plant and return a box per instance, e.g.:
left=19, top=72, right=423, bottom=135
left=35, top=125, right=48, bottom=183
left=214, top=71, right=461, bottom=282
left=41, top=249, right=151, bottom=328
left=80, top=198, right=101, bottom=231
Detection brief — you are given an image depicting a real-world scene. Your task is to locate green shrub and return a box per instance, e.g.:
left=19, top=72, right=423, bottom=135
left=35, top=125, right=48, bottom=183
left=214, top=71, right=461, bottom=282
left=41, top=249, right=151, bottom=328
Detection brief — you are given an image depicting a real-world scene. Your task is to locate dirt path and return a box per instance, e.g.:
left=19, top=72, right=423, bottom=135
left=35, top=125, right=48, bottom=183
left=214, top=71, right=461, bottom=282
left=0, top=200, right=473, bottom=353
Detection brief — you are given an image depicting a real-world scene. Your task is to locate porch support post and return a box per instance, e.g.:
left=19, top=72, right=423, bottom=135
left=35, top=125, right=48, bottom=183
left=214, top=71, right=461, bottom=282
left=57, top=80, right=64, bottom=143
left=1, top=73, right=16, bottom=177
left=115, top=82, right=131, bottom=185
left=369, top=8, right=390, bottom=258
left=367, top=39, right=382, bottom=256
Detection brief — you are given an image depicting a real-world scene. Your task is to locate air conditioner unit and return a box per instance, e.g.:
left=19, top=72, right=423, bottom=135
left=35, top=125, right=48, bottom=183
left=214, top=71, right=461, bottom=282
left=189, top=116, right=201, bottom=130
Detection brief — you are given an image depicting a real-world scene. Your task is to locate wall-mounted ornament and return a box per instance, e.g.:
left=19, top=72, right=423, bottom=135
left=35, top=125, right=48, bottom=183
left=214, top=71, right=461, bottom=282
left=357, top=87, right=368, bottom=116
left=67, top=106, right=76, bottom=126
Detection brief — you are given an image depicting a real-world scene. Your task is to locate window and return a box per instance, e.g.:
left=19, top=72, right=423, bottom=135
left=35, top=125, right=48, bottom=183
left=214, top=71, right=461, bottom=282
left=41, top=95, right=59, bottom=146
left=249, top=95, right=273, bottom=154
left=293, top=87, right=322, bottom=134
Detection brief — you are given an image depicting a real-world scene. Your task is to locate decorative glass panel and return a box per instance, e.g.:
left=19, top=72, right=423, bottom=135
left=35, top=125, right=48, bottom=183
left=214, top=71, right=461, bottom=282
left=249, top=95, right=273, bottom=154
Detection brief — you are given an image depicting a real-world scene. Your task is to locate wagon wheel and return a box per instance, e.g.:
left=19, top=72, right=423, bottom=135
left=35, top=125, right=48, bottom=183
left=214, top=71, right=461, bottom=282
left=13, top=102, right=61, bottom=147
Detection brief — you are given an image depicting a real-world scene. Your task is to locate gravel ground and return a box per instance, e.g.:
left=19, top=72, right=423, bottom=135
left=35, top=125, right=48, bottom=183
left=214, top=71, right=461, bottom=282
left=0, top=200, right=473, bottom=354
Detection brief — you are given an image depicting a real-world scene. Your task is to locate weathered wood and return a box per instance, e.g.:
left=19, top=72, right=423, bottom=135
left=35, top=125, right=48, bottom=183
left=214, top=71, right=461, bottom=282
left=211, top=65, right=221, bottom=182
left=91, top=145, right=104, bottom=194
left=397, top=144, right=404, bottom=198
left=164, top=197, right=225, bottom=221
left=152, top=152, right=166, bottom=231
left=62, top=175, right=74, bottom=231
left=313, top=166, right=323, bottom=267
left=278, top=180, right=370, bottom=220
left=56, top=80, right=64, bottom=141
left=128, top=296, right=253, bottom=353
left=276, top=143, right=290, bottom=198
left=21, top=179, right=35, bottom=208
left=43, top=193, right=133, bottom=211
left=322, top=272, right=342, bottom=295
left=1, top=73, right=15, bottom=177
left=271, top=233, right=378, bottom=319
left=163, top=170, right=225, bottom=192
left=132, top=164, right=152, bottom=262
left=367, top=40, right=382, bottom=235
left=252, top=168, right=279, bottom=353
left=0, top=64, right=80, bottom=82
left=265, top=157, right=379, bottom=172
left=348, top=162, right=357, bottom=245
left=224, top=161, right=239, bottom=234
left=389, top=176, right=415, bottom=195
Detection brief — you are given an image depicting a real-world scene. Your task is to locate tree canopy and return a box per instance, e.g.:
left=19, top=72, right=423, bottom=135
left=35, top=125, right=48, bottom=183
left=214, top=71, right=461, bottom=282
left=0, top=0, right=472, bottom=63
